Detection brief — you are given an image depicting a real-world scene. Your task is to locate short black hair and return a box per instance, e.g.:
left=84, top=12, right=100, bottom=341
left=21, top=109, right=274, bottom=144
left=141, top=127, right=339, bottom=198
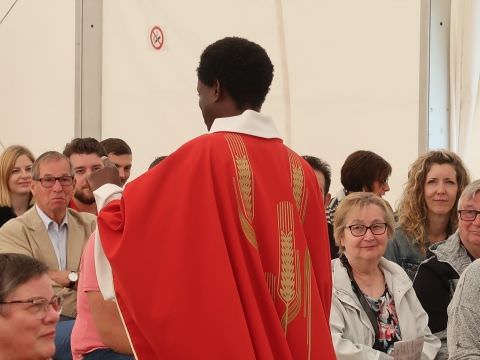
left=63, top=137, right=106, bottom=158
left=341, top=150, right=392, bottom=193
left=100, top=138, right=132, bottom=156
left=197, top=37, right=274, bottom=110
left=302, top=155, right=332, bottom=194
left=148, top=156, right=167, bottom=170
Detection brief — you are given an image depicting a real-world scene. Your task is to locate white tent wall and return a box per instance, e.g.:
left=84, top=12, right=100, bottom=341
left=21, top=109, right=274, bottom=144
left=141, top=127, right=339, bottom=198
left=0, top=0, right=76, bottom=155
left=102, top=0, right=421, bottom=207
left=0, top=0, right=422, bottom=208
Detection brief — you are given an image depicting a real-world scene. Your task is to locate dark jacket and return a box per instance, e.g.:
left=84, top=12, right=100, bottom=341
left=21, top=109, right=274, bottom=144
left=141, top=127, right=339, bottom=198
left=0, top=206, right=16, bottom=227
left=413, top=231, right=474, bottom=333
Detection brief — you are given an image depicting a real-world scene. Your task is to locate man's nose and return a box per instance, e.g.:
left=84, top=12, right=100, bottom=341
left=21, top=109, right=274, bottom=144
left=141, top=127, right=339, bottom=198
left=52, top=179, right=63, bottom=191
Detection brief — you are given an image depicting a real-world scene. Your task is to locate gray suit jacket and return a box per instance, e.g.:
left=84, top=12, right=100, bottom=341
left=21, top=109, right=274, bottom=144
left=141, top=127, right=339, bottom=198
left=0, top=206, right=96, bottom=317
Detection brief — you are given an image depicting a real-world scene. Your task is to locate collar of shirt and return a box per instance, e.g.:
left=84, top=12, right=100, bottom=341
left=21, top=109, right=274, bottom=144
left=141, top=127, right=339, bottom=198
left=35, top=204, right=68, bottom=231
left=209, top=109, right=281, bottom=139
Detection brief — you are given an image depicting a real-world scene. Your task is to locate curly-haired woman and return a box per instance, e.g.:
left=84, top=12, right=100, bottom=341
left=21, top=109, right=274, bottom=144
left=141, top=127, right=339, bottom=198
left=384, top=150, right=470, bottom=279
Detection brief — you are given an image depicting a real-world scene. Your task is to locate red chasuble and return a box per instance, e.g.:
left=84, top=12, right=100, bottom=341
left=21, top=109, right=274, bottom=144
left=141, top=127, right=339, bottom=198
left=97, top=132, right=336, bottom=359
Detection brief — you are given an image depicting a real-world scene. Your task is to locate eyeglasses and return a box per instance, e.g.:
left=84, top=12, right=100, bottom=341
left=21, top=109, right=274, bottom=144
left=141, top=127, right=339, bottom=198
left=346, top=223, right=388, bottom=237
left=33, top=176, right=74, bottom=188
left=0, top=295, right=63, bottom=319
left=458, top=209, right=480, bottom=222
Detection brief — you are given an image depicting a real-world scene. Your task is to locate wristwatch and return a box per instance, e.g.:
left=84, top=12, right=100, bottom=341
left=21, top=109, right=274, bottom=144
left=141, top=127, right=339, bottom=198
left=68, top=271, right=78, bottom=289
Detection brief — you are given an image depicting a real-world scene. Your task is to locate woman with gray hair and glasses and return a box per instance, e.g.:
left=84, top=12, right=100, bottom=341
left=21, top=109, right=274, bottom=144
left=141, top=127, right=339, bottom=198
left=0, top=253, right=62, bottom=359
left=330, top=192, right=439, bottom=360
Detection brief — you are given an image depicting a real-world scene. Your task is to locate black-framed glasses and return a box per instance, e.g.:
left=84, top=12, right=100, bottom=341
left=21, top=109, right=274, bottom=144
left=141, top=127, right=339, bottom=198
left=458, top=209, right=480, bottom=222
left=33, top=176, right=74, bottom=188
left=0, top=295, right=63, bottom=319
left=346, top=223, right=388, bottom=237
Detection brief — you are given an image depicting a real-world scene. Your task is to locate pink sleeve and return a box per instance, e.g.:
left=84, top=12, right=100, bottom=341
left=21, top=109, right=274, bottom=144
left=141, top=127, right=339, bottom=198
left=81, top=233, right=101, bottom=292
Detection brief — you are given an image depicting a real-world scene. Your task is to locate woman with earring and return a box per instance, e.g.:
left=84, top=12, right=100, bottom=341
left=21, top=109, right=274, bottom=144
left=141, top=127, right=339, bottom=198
left=330, top=192, right=439, bottom=360
left=0, top=145, right=35, bottom=227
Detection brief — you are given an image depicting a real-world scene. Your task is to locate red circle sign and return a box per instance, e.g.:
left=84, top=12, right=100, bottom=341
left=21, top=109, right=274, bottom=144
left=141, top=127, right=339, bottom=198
left=150, top=26, right=164, bottom=50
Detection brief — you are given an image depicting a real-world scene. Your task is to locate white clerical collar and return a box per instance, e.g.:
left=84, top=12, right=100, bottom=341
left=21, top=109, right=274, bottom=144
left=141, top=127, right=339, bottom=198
left=209, top=109, right=281, bottom=139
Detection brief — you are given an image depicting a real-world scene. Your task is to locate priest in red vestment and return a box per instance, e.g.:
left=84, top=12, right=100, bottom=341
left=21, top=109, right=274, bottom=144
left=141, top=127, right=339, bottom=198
left=89, top=37, right=336, bottom=360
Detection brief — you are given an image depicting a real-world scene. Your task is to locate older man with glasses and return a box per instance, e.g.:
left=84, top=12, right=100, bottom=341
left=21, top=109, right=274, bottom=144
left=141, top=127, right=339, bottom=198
left=414, top=179, right=480, bottom=336
left=0, top=151, right=96, bottom=360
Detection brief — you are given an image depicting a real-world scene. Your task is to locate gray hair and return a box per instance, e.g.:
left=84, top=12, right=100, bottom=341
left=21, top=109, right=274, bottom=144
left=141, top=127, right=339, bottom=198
left=32, top=151, right=72, bottom=179
left=458, top=179, right=480, bottom=209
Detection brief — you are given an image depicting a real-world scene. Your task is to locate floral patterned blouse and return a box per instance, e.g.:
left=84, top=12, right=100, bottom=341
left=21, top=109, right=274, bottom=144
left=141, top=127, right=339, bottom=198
left=363, top=287, right=402, bottom=355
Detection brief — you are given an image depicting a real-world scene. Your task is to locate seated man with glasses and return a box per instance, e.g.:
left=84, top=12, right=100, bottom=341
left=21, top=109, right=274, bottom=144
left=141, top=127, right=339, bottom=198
left=0, top=253, right=62, bottom=360
left=0, top=151, right=96, bottom=360
left=414, top=179, right=480, bottom=334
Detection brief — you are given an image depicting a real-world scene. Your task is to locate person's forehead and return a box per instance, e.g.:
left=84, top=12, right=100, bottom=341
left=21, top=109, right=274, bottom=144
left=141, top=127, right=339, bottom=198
left=346, top=203, right=384, bottom=218
left=14, top=154, right=33, bottom=166
left=69, top=153, right=103, bottom=167
left=6, top=274, right=53, bottom=301
left=38, top=158, right=70, bottom=175
left=108, top=153, right=132, bottom=166
left=460, top=191, right=480, bottom=208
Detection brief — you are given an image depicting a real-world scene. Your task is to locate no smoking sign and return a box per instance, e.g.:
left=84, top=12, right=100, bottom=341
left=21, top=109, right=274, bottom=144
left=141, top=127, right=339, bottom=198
left=150, top=26, right=164, bottom=50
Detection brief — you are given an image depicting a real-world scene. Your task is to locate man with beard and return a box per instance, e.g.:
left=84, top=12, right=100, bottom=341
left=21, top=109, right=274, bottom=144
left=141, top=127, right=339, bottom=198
left=63, top=138, right=106, bottom=215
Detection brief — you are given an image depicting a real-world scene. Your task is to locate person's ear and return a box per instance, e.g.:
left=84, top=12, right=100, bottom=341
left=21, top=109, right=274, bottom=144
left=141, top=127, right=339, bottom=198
left=213, top=79, right=221, bottom=101
left=324, top=193, right=332, bottom=208
left=30, top=181, right=36, bottom=197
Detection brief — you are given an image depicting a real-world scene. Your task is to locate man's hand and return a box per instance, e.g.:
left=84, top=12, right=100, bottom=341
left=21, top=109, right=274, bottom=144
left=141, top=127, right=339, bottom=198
left=87, top=156, right=122, bottom=191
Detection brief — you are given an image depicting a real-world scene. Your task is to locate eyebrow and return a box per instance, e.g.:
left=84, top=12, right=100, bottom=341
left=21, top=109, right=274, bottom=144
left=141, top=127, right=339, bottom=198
left=40, top=172, right=71, bottom=177
left=348, top=218, right=385, bottom=223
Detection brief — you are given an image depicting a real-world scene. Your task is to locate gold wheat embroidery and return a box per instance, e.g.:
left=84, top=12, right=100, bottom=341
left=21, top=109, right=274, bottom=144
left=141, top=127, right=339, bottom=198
left=236, top=157, right=253, bottom=220
left=304, top=249, right=312, bottom=359
left=277, top=201, right=301, bottom=333
left=288, top=151, right=307, bottom=222
left=225, top=134, right=257, bottom=248
left=281, top=250, right=302, bottom=330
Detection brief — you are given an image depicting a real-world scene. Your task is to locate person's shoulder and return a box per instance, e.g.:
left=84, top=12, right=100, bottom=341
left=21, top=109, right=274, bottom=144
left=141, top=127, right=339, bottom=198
left=0, top=206, right=16, bottom=228
left=390, top=226, right=411, bottom=243
left=417, top=253, right=457, bottom=280
left=0, top=206, right=14, bottom=218
left=169, top=133, right=230, bottom=159
left=67, top=208, right=96, bottom=226
left=0, top=207, right=38, bottom=230
left=381, top=257, right=411, bottom=279
left=462, top=259, right=480, bottom=282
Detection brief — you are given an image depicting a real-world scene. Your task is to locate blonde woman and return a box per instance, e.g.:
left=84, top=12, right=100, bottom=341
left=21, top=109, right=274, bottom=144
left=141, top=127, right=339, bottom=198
left=384, top=150, right=470, bottom=279
left=330, top=192, right=440, bottom=359
left=0, top=145, right=35, bottom=227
